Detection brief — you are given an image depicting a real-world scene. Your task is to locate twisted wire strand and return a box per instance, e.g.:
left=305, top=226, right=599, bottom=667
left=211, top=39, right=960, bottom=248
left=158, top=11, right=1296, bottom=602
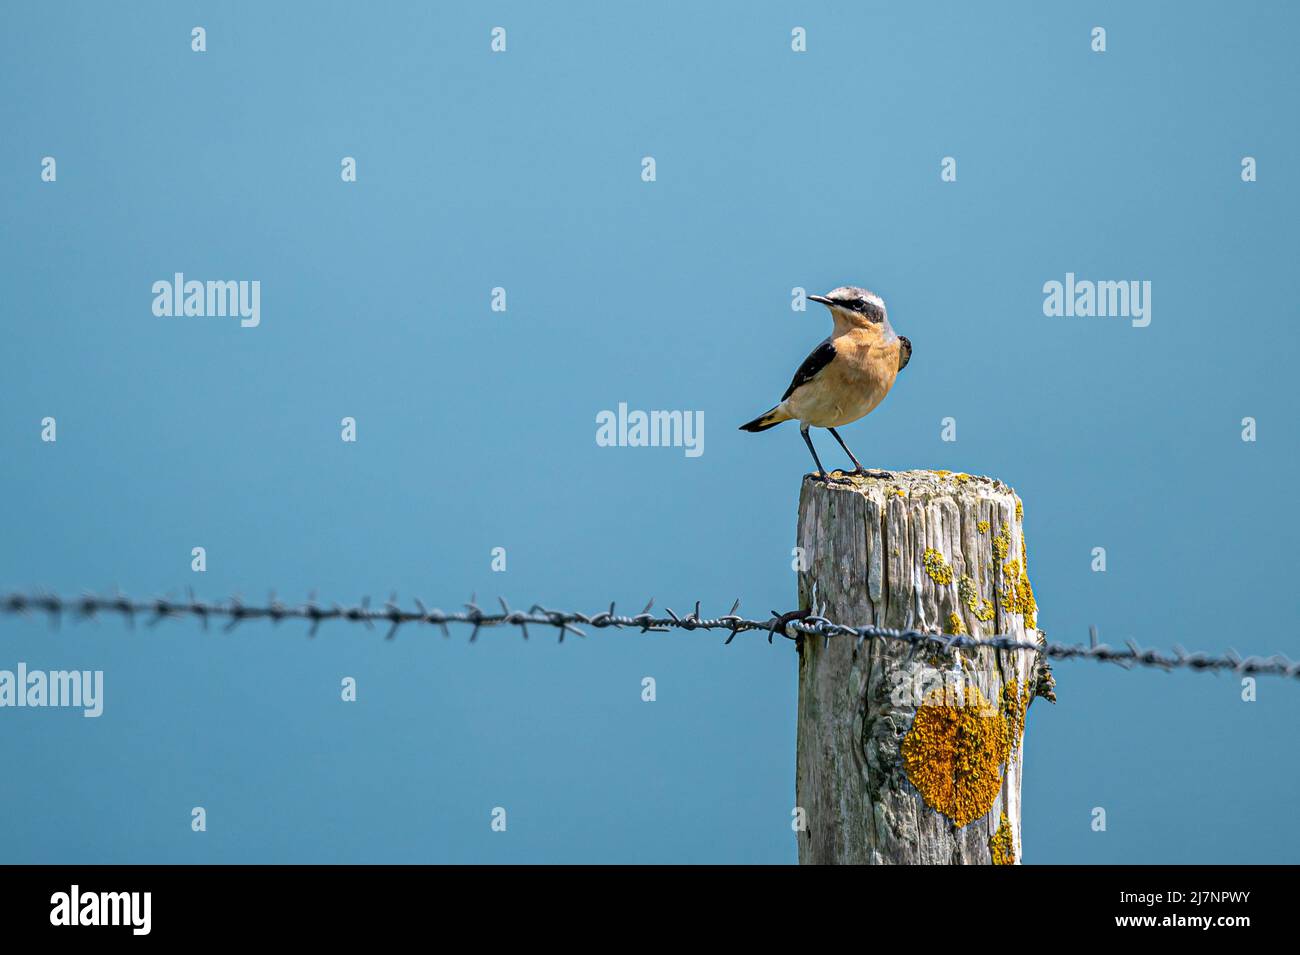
left=2, top=590, right=1297, bottom=679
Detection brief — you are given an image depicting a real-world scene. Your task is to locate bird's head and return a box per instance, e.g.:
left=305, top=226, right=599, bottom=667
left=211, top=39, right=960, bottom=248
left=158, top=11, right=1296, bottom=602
left=808, top=286, right=890, bottom=331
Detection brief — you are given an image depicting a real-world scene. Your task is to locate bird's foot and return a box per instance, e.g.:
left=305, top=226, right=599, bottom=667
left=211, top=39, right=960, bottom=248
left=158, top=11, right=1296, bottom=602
left=850, top=468, right=893, bottom=480
left=814, top=470, right=855, bottom=485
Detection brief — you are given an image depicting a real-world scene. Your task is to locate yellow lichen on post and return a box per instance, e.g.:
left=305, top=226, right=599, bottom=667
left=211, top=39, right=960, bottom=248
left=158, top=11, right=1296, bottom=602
left=989, top=813, right=1015, bottom=865
left=900, top=684, right=1010, bottom=828
left=991, top=523, right=1010, bottom=563
left=959, top=574, right=995, bottom=624
left=923, top=548, right=953, bottom=585
left=1001, top=679, right=1031, bottom=758
left=1000, top=560, right=1038, bottom=629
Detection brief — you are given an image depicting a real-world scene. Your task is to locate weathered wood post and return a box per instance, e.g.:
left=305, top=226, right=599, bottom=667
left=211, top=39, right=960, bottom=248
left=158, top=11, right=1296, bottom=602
left=794, top=470, right=1055, bottom=864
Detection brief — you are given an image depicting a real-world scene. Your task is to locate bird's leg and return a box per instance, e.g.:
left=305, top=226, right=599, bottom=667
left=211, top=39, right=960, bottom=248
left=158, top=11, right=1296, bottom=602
left=801, top=426, right=851, bottom=484
left=828, top=427, right=893, bottom=480
left=827, top=427, right=866, bottom=470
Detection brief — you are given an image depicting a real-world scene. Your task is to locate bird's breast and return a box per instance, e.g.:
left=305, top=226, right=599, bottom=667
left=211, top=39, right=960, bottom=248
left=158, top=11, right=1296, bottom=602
left=787, top=338, right=899, bottom=428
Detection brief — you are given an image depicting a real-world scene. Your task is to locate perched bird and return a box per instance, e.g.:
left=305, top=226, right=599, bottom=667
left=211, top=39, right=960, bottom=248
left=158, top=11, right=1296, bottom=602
left=739, top=286, right=910, bottom=482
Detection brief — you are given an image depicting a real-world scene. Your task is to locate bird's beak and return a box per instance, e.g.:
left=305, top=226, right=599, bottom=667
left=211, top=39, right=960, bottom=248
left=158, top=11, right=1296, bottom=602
left=808, top=294, right=833, bottom=307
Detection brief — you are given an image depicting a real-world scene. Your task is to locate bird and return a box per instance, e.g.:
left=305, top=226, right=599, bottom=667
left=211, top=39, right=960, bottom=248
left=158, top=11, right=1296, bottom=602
left=739, top=286, right=910, bottom=483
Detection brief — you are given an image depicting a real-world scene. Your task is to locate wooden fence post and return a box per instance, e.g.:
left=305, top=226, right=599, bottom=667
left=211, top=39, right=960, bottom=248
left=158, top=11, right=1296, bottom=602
left=794, top=470, right=1055, bottom=864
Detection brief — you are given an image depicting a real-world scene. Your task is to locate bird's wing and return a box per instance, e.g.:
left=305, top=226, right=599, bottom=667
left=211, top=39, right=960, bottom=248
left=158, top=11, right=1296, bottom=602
left=897, top=336, right=911, bottom=372
left=781, top=338, right=837, bottom=401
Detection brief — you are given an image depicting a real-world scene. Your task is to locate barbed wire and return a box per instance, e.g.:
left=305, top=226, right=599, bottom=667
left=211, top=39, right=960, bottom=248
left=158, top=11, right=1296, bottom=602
left=3, top=590, right=1298, bottom=681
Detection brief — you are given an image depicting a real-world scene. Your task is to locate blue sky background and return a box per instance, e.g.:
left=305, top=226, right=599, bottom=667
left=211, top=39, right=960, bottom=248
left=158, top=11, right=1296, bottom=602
left=2, top=1, right=1297, bottom=863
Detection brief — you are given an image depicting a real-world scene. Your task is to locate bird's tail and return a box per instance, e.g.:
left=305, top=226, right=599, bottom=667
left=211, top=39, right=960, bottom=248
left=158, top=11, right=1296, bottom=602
left=738, top=405, right=792, bottom=433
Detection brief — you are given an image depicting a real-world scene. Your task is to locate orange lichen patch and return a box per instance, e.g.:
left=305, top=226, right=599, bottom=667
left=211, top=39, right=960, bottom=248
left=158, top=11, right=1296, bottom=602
left=946, top=612, right=967, bottom=636
left=1000, top=559, right=1038, bottom=630
left=990, top=813, right=1015, bottom=865
left=901, top=685, right=1010, bottom=828
left=923, top=548, right=953, bottom=586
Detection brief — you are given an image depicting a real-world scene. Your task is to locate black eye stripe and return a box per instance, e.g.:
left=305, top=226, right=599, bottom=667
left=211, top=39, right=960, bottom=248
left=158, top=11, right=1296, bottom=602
left=828, top=296, right=884, bottom=322
left=856, top=301, right=884, bottom=322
